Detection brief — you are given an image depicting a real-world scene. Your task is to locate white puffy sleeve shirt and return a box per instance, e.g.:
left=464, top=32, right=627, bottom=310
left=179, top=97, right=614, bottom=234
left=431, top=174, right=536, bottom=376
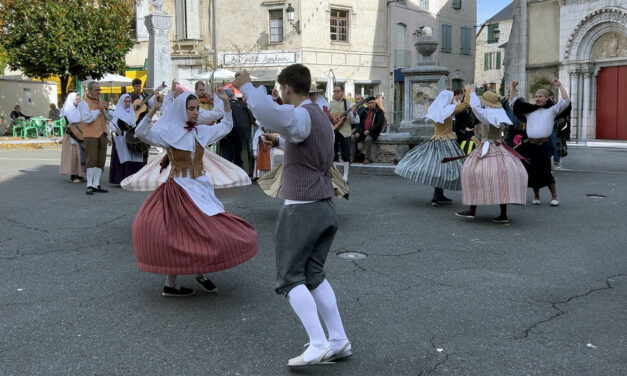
left=524, top=98, right=570, bottom=139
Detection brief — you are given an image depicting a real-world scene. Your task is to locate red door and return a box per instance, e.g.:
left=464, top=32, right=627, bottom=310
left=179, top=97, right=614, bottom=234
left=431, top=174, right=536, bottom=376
left=596, top=66, right=627, bottom=140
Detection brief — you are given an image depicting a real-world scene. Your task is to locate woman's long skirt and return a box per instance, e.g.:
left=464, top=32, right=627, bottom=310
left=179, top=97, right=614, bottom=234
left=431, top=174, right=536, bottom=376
left=132, top=179, right=258, bottom=275
left=461, top=142, right=528, bottom=205
left=395, top=138, right=465, bottom=190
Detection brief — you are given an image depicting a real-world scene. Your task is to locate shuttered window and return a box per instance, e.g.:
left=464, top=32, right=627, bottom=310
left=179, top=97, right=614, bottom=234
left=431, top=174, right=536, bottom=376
left=441, top=24, right=452, bottom=53
left=460, top=26, right=471, bottom=55
left=484, top=52, right=502, bottom=70
left=175, top=0, right=201, bottom=40
left=487, top=23, right=499, bottom=44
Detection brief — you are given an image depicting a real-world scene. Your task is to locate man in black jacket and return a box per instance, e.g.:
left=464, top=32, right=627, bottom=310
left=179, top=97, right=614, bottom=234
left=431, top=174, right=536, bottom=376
left=350, top=97, right=384, bottom=164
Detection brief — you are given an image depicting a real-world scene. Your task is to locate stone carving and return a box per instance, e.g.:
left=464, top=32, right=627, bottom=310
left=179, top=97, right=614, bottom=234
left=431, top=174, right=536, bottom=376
left=412, top=82, right=439, bottom=120
left=565, top=8, right=627, bottom=60
left=145, top=10, right=174, bottom=90
left=135, top=0, right=149, bottom=41
left=592, top=32, right=627, bottom=59
left=149, top=0, right=164, bottom=13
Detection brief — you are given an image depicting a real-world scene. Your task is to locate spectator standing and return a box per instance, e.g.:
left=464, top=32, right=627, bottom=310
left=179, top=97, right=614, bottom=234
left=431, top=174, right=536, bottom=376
left=329, top=84, right=352, bottom=162
left=350, top=97, right=384, bottom=164
left=195, top=81, right=213, bottom=110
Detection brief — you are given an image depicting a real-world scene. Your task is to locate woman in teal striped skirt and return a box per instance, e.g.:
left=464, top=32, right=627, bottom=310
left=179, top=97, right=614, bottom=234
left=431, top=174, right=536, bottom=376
left=395, top=86, right=470, bottom=206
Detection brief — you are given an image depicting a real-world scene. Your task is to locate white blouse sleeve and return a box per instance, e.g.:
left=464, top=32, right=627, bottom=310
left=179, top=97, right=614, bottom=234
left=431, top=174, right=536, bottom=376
left=240, top=82, right=311, bottom=143
left=550, top=98, right=571, bottom=116
left=469, top=92, right=491, bottom=125
left=201, top=112, right=233, bottom=146
left=134, top=116, right=169, bottom=148
left=78, top=100, right=100, bottom=123
left=198, top=94, right=225, bottom=124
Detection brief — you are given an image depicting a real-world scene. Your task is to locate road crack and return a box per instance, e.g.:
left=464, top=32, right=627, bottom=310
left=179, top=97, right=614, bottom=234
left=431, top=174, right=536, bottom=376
left=515, top=273, right=627, bottom=339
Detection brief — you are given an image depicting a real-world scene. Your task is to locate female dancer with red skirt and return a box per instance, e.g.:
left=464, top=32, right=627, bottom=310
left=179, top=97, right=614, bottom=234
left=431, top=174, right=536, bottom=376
left=132, top=88, right=258, bottom=297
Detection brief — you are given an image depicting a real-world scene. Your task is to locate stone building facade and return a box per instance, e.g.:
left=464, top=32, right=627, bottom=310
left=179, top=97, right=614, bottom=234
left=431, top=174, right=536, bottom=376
left=474, top=3, right=513, bottom=94
left=126, top=0, right=475, bottom=125
left=506, top=0, right=627, bottom=141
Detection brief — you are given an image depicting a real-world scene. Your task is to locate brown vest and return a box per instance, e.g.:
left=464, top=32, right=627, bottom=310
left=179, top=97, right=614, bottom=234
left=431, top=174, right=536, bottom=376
left=80, top=96, right=108, bottom=138
left=167, top=140, right=204, bottom=178
left=279, top=103, right=334, bottom=201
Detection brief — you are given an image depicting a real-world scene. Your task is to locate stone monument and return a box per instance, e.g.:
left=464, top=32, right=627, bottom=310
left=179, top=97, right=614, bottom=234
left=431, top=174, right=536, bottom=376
left=367, top=27, right=450, bottom=164
left=144, top=0, right=174, bottom=92
left=399, top=26, right=450, bottom=137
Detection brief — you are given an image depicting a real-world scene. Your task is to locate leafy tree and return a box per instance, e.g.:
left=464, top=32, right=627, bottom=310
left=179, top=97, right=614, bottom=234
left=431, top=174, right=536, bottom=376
left=0, top=0, right=135, bottom=100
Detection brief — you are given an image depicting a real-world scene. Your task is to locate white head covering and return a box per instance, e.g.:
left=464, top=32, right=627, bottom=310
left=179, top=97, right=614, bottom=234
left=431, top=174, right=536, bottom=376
left=469, top=92, right=512, bottom=129
left=113, top=94, right=136, bottom=127
left=151, top=92, right=214, bottom=151
left=314, top=93, right=330, bottom=111
left=60, top=92, right=81, bottom=123
left=425, top=90, right=457, bottom=124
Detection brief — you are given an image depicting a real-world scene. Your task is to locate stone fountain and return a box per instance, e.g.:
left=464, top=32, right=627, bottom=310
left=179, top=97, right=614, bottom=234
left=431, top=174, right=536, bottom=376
left=144, top=0, right=174, bottom=92
left=370, top=27, right=450, bottom=163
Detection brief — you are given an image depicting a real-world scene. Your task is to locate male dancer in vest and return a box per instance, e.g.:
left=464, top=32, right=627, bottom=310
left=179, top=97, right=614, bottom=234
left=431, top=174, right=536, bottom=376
left=234, top=65, right=352, bottom=367
left=79, top=81, right=112, bottom=195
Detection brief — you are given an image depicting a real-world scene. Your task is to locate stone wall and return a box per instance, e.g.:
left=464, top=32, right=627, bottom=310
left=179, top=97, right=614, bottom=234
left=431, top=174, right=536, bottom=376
left=475, top=19, right=512, bottom=92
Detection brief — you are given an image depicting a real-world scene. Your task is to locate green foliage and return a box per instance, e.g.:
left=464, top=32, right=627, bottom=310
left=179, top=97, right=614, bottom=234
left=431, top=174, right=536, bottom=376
left=0, top=0, right=134, bottom=98
left=529, top=78, right=552, bottom=95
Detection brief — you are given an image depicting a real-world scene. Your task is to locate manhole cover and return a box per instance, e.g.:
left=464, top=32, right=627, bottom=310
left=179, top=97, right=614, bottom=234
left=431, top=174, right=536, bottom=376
left=586, top=194, right=606, bottom=198
left=337, top=251, right=367, bottom=260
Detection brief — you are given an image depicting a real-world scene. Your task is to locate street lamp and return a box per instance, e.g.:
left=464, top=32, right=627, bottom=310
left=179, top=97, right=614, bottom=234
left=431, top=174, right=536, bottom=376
left=286, top=3, right=301, bottom=34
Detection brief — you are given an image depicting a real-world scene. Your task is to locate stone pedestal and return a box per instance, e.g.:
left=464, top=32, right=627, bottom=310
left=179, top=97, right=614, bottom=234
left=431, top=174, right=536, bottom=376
left=144, top=11, right=174, bottom=92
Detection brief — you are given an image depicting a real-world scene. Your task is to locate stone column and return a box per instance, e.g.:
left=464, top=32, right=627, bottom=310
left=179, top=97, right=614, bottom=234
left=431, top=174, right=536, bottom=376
left=581, top=66, right=592, bottom=142
left=144, top=10, right=174, bottom=92
left=568, top=67, right=580, bottom=142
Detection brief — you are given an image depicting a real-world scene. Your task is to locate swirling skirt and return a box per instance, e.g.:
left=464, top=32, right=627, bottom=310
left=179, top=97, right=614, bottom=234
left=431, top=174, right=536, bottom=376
left=394, top=138, right=464, bottom=190
left=132, top=179, right=258, bottom=275
left=461, top=142, right=528, bottom=205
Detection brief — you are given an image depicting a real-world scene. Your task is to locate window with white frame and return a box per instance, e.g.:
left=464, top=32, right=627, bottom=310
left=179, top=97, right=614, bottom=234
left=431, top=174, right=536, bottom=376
left=419, top=0, right=429, bottom=11
left=175, top=0, right=201, bottom=40
left=269, top=9, right=284, bottom=43
left=330, top=8, right=349, bottom=42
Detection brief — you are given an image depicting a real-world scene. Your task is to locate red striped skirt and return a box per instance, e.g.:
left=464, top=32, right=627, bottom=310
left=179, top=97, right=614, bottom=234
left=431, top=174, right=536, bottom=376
left=132, top=179, right=258, bottom=275
left=461, top=142, right=528, bottom=206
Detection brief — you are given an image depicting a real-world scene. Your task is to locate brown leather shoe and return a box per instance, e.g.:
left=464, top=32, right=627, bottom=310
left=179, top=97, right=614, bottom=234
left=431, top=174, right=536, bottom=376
left=363, top=159, right=372, bottom=164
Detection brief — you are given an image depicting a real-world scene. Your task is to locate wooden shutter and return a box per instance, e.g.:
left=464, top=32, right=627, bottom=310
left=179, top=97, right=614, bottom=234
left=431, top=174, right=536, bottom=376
left=496, top=52, right=501, bottom=69
left=175, top=0, right=185, bottom=40
left=484, top=53, right=489, bottom=70
left=185, top=0, right=201, bottom=40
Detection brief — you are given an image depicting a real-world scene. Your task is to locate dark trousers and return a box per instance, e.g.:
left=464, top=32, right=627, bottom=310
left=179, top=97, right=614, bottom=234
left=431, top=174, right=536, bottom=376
left=334, top=132, right=351, bottom=162
left=273, top=199, right=338, bottom=296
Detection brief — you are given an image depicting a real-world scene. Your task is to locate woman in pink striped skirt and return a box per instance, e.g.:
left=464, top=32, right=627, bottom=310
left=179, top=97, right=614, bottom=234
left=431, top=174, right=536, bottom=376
left=132, top=89, right=258, bottom=297
left=455, top=87, right=528, bottom=223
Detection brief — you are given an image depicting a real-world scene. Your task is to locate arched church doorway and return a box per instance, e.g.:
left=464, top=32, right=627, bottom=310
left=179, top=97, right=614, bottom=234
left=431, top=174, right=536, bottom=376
left=596, top=65, right=627, bottom=140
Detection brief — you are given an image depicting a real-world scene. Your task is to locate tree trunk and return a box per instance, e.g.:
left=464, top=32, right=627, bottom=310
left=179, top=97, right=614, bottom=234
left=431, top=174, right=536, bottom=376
left=60, top=75, right=69, bottom=104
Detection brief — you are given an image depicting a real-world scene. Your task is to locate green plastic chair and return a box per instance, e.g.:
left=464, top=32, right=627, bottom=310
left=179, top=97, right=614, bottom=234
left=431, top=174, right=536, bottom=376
left=23, top=119, right=39, bottom=138
left=51, top=118, right=67, bottom=137
left=11, top=119, right=26, bottom=138
left=31, top=117, right=50, bottom=137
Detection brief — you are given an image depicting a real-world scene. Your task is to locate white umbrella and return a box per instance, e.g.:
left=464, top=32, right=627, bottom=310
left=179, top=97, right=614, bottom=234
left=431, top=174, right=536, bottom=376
left=89, top=73, right=133, bottom=87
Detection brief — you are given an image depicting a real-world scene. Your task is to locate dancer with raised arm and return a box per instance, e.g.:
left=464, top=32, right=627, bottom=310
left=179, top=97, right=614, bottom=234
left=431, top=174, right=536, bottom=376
left=131, top=88, right=257, bottom=297
left=234, top=64, right=352, bottom=367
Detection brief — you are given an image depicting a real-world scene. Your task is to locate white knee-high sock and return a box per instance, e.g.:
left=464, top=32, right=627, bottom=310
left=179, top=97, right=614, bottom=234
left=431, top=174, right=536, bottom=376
left=93, top=168, right=102, bottom=187
left=288, top=284, right=329, bottom=362
left=310, top=279, right=348, bottom=342
left=165, top=275, right=177, bottom=287
left=86, top=168, right=94, bottom=187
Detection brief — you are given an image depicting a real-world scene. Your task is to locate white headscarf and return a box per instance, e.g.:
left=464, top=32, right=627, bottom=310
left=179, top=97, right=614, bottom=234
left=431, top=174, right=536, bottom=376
left=314, top=94, right=330, bottom=111
left=113, top=94, right=136, bottom=127
left=425, top=90, right=457, bottom=124
left=151, top=92, right=214, bottom=151
left=469, top=92, right=512, bottom=129
left=60, top=92, right=81, bottom=123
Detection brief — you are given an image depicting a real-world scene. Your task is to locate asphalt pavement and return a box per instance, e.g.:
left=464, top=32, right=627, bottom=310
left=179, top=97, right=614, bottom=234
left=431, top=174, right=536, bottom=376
left=1, top=145, right=626, bottom=376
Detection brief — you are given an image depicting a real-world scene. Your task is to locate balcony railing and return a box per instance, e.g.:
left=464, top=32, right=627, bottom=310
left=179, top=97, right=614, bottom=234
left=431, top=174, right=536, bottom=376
left=394, top=49, right=412, bottom=68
